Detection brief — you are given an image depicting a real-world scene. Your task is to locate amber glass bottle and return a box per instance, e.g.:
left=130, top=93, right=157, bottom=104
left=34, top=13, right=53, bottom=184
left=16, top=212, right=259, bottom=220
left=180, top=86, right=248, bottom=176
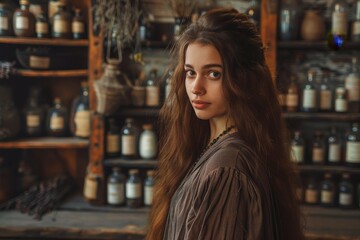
left=72, top=8, right=86, bottom=39
left=52, top=1, right=71, bottom=39
left=46, top=97, right=68, bottom=137
left=13, top=0, right=36, bottom=37
left=36, top=11, right=49, bottom=38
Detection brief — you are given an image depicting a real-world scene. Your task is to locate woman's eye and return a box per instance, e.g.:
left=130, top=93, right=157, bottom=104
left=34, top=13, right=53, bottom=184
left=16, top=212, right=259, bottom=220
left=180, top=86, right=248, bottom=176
left=209, top=71, right=221, bottom=79
left=186, top=70, right=196, bottom=77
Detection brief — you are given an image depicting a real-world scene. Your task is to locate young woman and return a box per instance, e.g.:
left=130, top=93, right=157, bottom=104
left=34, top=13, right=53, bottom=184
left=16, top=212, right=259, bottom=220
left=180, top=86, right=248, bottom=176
left=147, top=8, right=304, bottom=240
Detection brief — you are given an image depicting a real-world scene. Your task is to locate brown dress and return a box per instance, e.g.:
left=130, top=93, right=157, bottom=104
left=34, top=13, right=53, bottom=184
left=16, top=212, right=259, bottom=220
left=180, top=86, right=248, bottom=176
left=163, top=133, right=279, bottom=240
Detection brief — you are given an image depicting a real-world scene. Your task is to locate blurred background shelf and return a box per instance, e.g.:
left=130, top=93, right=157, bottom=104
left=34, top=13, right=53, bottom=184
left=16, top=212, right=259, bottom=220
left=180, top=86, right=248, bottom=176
left=0, top=137, right=89, bottom=149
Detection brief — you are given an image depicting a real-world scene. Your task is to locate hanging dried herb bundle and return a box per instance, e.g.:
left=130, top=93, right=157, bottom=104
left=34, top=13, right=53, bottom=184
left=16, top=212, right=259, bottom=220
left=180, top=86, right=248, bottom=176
left=92, top=0, right=141, bottom=62
left=167, top=0, right=198, bottom=17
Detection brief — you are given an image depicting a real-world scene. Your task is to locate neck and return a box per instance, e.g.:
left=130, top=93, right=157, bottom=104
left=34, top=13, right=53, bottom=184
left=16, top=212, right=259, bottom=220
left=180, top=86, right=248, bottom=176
left=209, top=119, right=236, bottom=142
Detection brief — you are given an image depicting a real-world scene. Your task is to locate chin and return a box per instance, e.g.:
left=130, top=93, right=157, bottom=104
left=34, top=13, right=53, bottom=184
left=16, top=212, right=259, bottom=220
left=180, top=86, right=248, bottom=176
left=193, top=111, right=211, bottom=120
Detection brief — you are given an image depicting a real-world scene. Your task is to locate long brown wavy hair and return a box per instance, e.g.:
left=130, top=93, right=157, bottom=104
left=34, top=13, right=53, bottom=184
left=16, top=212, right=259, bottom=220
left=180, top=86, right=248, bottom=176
left=147, top=8, right=304, bottom=240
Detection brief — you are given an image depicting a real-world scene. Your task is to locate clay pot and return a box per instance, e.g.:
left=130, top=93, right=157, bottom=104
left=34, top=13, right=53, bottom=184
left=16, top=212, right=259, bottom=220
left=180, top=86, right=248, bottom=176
left=301, top=10, right=325, bottom=41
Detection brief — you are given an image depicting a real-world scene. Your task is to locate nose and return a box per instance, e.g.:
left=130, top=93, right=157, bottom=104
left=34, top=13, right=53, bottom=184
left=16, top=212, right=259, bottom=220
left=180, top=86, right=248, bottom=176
left=191, top=76, right=205, bottom=96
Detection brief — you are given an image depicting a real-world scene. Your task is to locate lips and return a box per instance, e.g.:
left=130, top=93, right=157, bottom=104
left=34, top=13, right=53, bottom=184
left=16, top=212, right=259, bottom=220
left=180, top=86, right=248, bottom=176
left=192, top=100, right=210, bottom=109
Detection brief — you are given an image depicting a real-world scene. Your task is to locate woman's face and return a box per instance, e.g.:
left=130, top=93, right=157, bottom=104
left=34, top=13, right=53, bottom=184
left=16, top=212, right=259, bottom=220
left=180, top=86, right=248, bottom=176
left=184, top=43, right=228, bottom=122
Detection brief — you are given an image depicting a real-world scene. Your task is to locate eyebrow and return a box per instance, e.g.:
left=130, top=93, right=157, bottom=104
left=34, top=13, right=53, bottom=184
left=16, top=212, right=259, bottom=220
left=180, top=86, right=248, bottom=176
left=184, top=64, right=223, bottom=69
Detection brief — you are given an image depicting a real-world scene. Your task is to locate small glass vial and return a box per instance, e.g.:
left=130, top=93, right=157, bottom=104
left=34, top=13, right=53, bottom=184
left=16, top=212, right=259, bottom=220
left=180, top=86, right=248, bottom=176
left=70, top=82, right=90, bottom=138
left=291, top=131, right=305, bottom=164
left=286, top=75, right=299, bottom=112
left=107, top=167, right=126, bottom=206
left=146, top=69, right=160, bottom=107
left=320, top=173, right=336, bottom=207
left=345, top=56, right=360, bottom=113
left=338, top=173, right=354, bottom=209
left=164, top=71, right=173, bottom=102
left=121, top=118, right=138, bottom=159
left=331, top=1, right=348, bottom=38
left=302, top=70, right=317, bottom=112
left=25, top=97, right=43, bottom=137
left=345, top=123, right=360, bottom=167
left=13, top=0, right=36, bottom=37
left=319, top=72, right=333, bottom=112
left=335, top=87, right=348, bottom=113
left=35, top=11, right=49, bottom=38
left=327, top=127, right=342, bottom=165
left=72, top=8, right=86, bottom=39
left=0, top=3, right=13, bottom=37
left=46, top=97, right=68, bottom=137
left=144, top=170, right=155, bottom=207
left=51, top=1, right=71, bottom=39
left=126, top=169, right=142, bottom=208
left=305, top=177, right=319, bottom=205
left=312, top=131, right=325, bottom=165
left=139, top=124, right=158, bottom=159
left=106, top=118, right=120, bottom=158
left=352, top=0, right=360, bottom=41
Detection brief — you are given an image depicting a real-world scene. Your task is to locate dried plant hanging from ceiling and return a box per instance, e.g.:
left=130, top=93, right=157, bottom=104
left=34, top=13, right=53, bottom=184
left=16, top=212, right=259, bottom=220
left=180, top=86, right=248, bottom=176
left=167, top=0, right=198, bottom=17
left=92, top=0, right=141, bottom=63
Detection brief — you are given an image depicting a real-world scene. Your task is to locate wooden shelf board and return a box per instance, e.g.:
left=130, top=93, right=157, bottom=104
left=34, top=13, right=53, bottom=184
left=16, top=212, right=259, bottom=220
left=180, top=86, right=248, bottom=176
left=283, top=112, right=360, bottom=121
left=114, top=107, right=161, bottom=118
left=16, top=69, right=88, bottom=77
left=298, top=164, right=360, bottom=174
left=0, top=37, right=88, bottom=46
left=278, top=41, right=360, bottom=50
left=0, top=137, right=89, bottom=149
left=104, top=158, right=158, bottom=168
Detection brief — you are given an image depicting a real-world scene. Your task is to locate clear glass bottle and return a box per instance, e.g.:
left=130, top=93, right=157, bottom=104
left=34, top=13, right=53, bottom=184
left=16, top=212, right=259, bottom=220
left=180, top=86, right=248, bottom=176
left=146, top=69, right=160, bottom=107
left=278, top=0, right=300, bottom=40
left=70, top=81, right=90, bottom=138
left=351, top=0, right=360, bottom=41
left=164, top=70, right=173, bottom=103
left=144, top=170, right=155, bottom=207
left=0, top=3, right=13, bottom=37
left=345, top=56, right=360, bottom=113
left=106, top=118, right=120, bottom=158
left=305, top=177, right=319, bottom=205
left=48, top=0, right=61, bottom=20
left=13, top=0, right=36, bottom=37
left=286, top=75, right=299, bottom=112
left=121, top=118, right=138, bottom=159
left=319, top=72, right=333, bottom=112
left=139, top=124, right=157, bottom=159
left=327, top=1, right=348, bottom=50
left=46, top=97, right=68, bottom=137
left=107, top=167, right=126, bottom=206
left=35, top=11, right=49, bottom=38
left=327, top=127, right=342, bottom=165
left=126, top=169, right=142, bottom=208
left=72, top=8, right=85, bottom=39
left=335, top=87, right=348, bottom=113
left=51, top=1, right=71, bottom=39
left=291, top=131, right=305, bottom=164
left=302, top=70, right=317, bottom=112
left=345, top=123, right=360, bottom=167
left=338, top=173, right=354, bottom=209
left=312, top=131, right=325, bottom=165
left=320, top=173, right=336, bottom=207
left=25, top=96, right=43, bottom=137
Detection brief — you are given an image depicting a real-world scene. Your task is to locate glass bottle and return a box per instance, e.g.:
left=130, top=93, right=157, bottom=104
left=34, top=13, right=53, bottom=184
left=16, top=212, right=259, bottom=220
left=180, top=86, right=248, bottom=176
left=48, top=0, right=61, bottom=20
left=70, top=81, right=90, bottom=138
left=106, top=118, right=120, bottom=158
left=13, top=0, right=36, bottom=37
left=335, top=87, right=348, bottom=112
left=302, top=70, right=317, bottom=112
left=327, top=1, right=348, bottom=50
left=139, top=124, right=158, bottom=160
left=72, top=8, right=86, bottom=39
left=0, top=3, right=13, bottom=37
left=327, top=127, right=342, bottom=165
left=320, top=173, right=336, bottom=207
left=345, top=123, right=360, bottom=167
left=351, top=0, right=360, bottom=41
left=146, top=69, right=160, bottom=107
left=305, top=177, right=319, bottom=205
left=278, top=0, right=300, bottom=40
left=338, top=173, right=354, bottom=209
left=286, top=75, right=299, bottom=112
left=35, top=11, right=49, bottom=38
left=291, top=131, right=305, bottom=164
left=164, top=71, right=173, bottom=103
left=246, top=0, right=260, bottom=29
left=126, top=169, right=142, bottom=208
left=345, top=56, right=360, bottom=113
left=107, top=167, right=126, bottom=206
left=144, top=170, right=155, bottom=207
left=51, top=1, right=71, bottom=39
left=46, top=97, right=68, bottom=137
left=25, top=96, right=43, bottom=137
left=121, top=118, right=138, bottom=159
left=312, top=131, right=325, bottom=165
left=319, top=72, right=333, bottom=112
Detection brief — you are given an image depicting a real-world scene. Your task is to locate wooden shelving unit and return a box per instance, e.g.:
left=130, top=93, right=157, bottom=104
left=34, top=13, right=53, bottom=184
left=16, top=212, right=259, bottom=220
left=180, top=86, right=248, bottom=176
left=0, top=137, right=89, bottom=149
left=15, top=69, right=88, bottom=78
left=104, top=158, right=158, bottom=169
left=283, top=112, right=360, bottom=121
left=0, top=37, right=89, bottom=47
left=114, top=107, right=161, bottom=118
left=298, top=164, right=360, bottom=174
left=277, top=41, right=360, bottom=50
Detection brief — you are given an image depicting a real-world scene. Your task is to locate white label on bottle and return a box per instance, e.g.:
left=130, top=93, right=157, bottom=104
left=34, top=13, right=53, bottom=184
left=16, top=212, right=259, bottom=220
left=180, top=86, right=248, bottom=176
left=339, top=193, right=353, bottom=206
left=286, top=93, right=299, bottom=107
left=107, top=182, right=125, bottom=205
left=346, top=141, right=360, bottom=163
left=352, top=21, right=360, bottom=35
left=291, top=145, right=304, bottom=163
left=312, top=147, right=324, bottom=163
left=139, top=133, right=157, bottom=159
left=345, top=75, right=360, bottom=101
left=278, top=94, right=285, bottom=107
left=107, top=134, right=120, bottom=153
left=126, top=182, right=142, bottom=199
left=321, top=190, right=334, bottom=204
left=15, top=16, right=29, bottom=30
left=74, top=110, right=91, bottom=137
left=332, top=11, right=347, bottom=35
left=72, top=21, right=84, bottom=33
left=302, top=89, right=316, bottom=109
left=54, top=19, right=69, bottom=33
left=27, top=114, right=40, bottom=127
left=29, top=56, right=50, bottom=69
left=36, top=22, right=49, bottom=34
left=335, top=99, right=348, bottom=112
left=146, top=86, right=160, bottom=107
left=328, top=143, right=341, bottom=162
left=0, top=16, right=9, bottom=30
left=305, top=189, right=318, bottom=204
left=84, top=175, right=97, bottom=200
left=144, top=185, right=154, bottom=206
left=50, top=116, right=64, bottom=130
left=320, top=90, right=332, bottom=110
left=122, top=135, right=136, bottom=155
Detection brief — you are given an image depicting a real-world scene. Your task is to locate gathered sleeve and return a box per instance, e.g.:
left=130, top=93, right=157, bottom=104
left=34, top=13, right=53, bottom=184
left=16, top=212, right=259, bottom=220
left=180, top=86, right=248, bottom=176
left=184, top=167, right=264, bottom=240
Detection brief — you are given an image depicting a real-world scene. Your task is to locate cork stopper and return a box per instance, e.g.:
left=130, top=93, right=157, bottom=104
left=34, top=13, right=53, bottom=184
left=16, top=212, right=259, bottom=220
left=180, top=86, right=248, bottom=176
left=81, top=81, right=88, bottom=88
left=20, top=0, right=29, bottom=5
left=147, top=170, right=155, bottom=177
left=143, top=124, right=153, bottom=130
left=129, top=169, right=139, bottom=175
left=53, top=97, right=61, bottom=104
left=324, top=173, right=332, bottom=179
